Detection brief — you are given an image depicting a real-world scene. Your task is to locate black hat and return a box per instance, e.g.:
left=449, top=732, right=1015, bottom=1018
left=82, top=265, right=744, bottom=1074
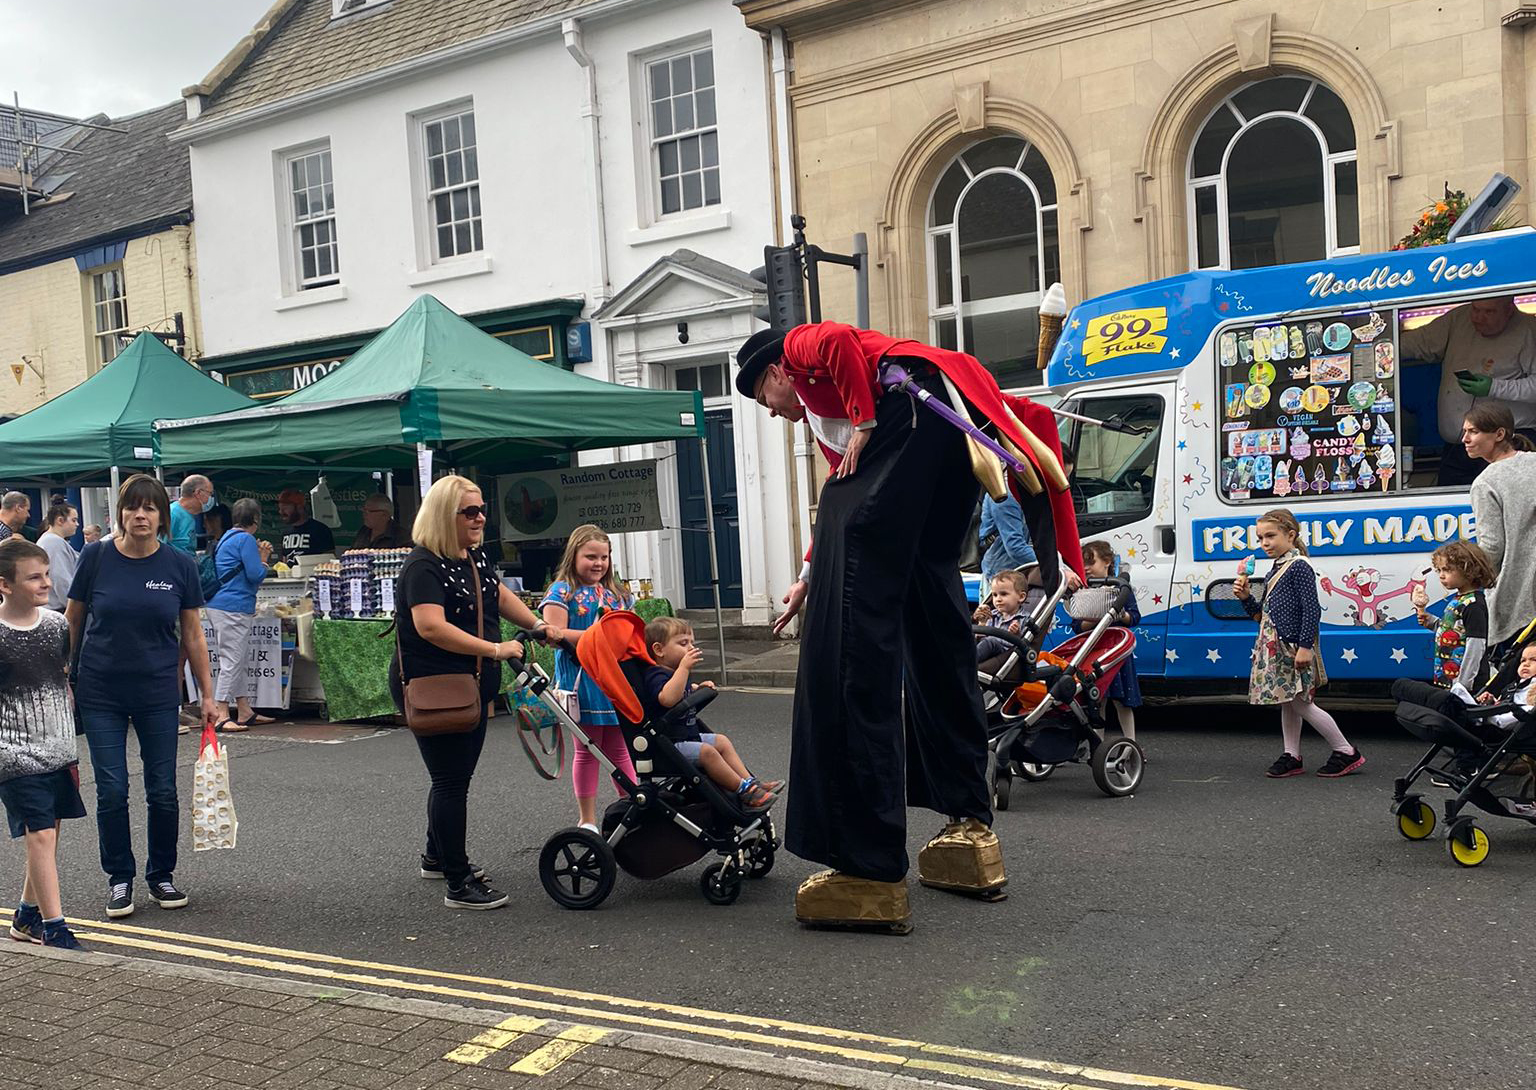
left=734, top=330, right=786, bottom=398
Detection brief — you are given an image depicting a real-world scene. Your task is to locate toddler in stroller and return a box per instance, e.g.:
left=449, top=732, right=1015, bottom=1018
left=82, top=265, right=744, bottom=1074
left=975, top=570, right=1145, bottom=807
left=1390, top=633, right=1536, bottom=867
left=640, top=616, right=783, bottom=809
left=514, top=610, right=779, bottom=908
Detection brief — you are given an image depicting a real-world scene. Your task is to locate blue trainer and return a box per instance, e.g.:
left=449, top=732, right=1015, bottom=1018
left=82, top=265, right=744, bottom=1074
left=9, top=904, right=42, bottom=944
left=41, top=920, right=82, bottom=950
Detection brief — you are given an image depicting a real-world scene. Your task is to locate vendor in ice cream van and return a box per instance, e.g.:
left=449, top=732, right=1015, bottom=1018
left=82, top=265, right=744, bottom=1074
left=1400, top=295, right=1536, bottom=486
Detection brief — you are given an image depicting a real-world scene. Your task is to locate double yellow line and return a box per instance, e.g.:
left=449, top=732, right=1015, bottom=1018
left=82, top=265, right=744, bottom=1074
left=19, top=914, right=1245, bottom=1090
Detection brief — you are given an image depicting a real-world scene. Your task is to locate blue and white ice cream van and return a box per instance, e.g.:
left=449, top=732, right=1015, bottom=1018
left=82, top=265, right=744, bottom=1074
left=1042, top=230, right=1536, bottom=689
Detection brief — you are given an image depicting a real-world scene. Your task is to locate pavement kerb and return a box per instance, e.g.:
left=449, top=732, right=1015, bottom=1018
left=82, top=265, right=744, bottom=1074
left=10, top=944, right=974, bottom=1090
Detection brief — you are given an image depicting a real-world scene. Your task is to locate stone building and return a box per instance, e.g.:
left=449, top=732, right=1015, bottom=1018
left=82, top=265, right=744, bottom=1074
left=739, top=0, right=1534, bottom=388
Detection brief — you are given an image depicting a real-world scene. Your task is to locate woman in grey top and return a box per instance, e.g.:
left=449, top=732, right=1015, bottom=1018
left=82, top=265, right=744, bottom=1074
left=1465, top=404, right=1536, bottom=647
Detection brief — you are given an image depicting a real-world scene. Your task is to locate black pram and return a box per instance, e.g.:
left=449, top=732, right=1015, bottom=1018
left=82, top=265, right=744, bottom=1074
left=1390, top=676, right=1536, bottom=867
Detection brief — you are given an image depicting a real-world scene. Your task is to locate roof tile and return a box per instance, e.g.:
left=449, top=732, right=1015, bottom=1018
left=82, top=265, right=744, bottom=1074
left=199, top=0, right=592, bottom=121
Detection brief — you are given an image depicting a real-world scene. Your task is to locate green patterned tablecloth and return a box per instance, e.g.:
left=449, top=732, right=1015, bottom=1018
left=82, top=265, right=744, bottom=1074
left=307, top=600, right=672, bottom=722
left=312, top=618, right=558, bottom=722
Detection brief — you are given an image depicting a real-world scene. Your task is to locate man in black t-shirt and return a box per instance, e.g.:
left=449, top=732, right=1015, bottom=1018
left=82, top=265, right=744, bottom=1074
left=277, top=489, right=335, bottom=563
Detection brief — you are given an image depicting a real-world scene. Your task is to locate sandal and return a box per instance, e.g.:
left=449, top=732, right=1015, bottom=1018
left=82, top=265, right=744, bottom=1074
left=237, top=714, right=276, bottom=726
left=215, top=719, right=248, bottom=733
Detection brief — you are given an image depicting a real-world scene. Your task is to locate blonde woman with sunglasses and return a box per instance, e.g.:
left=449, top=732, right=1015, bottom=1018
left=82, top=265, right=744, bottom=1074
left=390, top=476, right=559, bottom=909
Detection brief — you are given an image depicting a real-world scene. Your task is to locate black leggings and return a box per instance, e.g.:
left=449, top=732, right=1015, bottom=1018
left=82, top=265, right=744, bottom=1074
left=391, top=669, right=493, bottom=886
left=415, top=714, right=489, bottom=884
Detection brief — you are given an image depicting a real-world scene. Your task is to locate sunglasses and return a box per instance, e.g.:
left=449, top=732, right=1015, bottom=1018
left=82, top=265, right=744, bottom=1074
left=458, top=505, right=488, bottom=520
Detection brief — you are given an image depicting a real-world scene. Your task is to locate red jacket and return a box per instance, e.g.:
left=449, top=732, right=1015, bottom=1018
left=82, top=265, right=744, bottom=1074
left=781, top=322, right=1083, bottom=578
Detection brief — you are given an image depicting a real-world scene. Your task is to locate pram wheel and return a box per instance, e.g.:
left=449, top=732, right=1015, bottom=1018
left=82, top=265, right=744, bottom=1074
left=539, top=828, right=618, bottom=909
left=985, top=750, right=1012, bottom=812
left=746, top=836, right=775, bottom=878
left=701, top=861, right=743, bottom=905
left=1090, top=738, right=1144, bottom=797
left=1445, top=818, right=1490, bottom=867
left=1015, top=762, right=1055, bottom=782
left=1394, top=797, right=1436, bottom=841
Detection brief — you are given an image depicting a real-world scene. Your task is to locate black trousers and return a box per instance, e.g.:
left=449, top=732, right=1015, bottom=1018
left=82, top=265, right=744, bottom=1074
left=391, top=669, right=495, bottom=886
left=785, top=372, right=992, bottom=883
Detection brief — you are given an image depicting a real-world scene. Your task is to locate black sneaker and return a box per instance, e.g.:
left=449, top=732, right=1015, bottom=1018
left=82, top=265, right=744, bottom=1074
left=419, top=856, right=488, bottom=881
left=1317, top=748, right=1365, bottom=778
left=444, top=876, right=508, bottom=911
left=1265, top=753, right=1304, bottom=778
left=148, top=880, right=188, bottom=909
left=9, top=903, right=42, bottom=943
left=41, top=920, right=82, bottom=950
left=106, top=882, right=134, bottom=918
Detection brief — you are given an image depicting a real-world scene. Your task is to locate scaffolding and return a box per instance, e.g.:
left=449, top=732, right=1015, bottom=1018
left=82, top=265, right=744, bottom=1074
left=1, top=94, right=124, bottom=215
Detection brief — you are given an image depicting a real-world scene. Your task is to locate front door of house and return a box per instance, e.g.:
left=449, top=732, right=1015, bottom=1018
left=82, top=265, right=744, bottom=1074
left=676, top=406, right=742, bottom=609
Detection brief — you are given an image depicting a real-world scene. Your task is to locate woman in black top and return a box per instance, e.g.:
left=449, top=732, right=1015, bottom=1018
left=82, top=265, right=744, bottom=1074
left=390, top=475, right=559, bottom=909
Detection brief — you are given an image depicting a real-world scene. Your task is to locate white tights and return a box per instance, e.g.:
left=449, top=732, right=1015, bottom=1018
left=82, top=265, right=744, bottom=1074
left=1279, top=696, right=1350, bottom=757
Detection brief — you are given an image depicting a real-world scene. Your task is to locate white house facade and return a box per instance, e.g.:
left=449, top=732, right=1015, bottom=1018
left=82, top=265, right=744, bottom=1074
left=177, top=0, right=799, bottom=622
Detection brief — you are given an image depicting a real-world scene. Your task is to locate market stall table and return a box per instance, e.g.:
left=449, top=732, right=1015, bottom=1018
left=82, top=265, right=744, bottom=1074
left=309, top=598, right=676, bottom=722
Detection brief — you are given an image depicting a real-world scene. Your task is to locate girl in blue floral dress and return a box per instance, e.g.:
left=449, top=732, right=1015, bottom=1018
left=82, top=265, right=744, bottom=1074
left=540, top=524, right=637, bottom=831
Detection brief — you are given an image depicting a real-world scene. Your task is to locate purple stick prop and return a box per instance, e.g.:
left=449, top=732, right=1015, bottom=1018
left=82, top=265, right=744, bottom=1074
left=877, top=361, right=1030, bottom=475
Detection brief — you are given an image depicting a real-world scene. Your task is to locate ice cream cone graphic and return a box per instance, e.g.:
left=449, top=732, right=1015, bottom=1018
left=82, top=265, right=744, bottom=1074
left=1038, top=282, right=1067, bottom=369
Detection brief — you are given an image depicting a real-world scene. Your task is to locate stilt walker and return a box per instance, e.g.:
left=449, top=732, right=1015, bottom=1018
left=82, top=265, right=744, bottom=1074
left=735, top=322, right=1083, bottom=933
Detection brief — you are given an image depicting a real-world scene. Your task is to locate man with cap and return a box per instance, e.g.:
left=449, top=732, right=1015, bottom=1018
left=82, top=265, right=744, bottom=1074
left=277, top=488, right=335, bottom=564
left=736, top=321, right=1081, bottom=933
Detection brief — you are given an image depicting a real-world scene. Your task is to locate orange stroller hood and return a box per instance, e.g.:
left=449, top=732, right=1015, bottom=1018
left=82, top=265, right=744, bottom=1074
left=575, top=610, right=654, bottom=724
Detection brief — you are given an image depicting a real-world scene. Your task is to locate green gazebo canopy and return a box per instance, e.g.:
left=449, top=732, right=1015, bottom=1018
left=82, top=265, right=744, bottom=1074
left=0, top=333, right=259, bottom=479
left=154, top=295, right=704, bottom=469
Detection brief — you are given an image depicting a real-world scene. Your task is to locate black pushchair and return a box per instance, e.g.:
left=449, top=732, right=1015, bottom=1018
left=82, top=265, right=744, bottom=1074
left=1390, top=672, right=1536, bottom=868
left=510, top=610, right=778, bottom=908
left=976, top=573, right=1145, bottom=807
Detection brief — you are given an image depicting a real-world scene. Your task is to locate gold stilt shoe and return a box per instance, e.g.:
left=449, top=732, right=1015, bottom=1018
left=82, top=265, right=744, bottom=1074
left=917, top=819, right=1008, bottom=901
left=794, top=869, right=913, bottom=934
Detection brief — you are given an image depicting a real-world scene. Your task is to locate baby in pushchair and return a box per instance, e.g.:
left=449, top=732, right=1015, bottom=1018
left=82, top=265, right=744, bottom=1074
left=1390, top=630, right=1536, bottom=867
left=640, top=616, right=782, bottom=809
left=514, top=609, right=779, bottom=908
left=975, top=568, right=1146, bottom=805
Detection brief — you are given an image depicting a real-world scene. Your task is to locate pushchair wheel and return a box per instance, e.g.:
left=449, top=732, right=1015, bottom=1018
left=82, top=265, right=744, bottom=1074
left=1446, top=819, right=1490, bottom=867
left=701, top=861, right=743, bottom=905
left=1091, top=738, right=1143, bottom=797
left=746, top=836, right=775, bottom=879
left=1394, top=798, right=1436, bottom=841
left=985, top=750, right=1011, bottom=812
left=1015, top=762, right=1055, bottom=782
left=539, top=828, right=617, bottom=909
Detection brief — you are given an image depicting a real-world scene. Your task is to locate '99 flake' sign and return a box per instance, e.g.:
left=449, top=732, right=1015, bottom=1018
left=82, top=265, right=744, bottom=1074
left=1082, top=307, right=1169, bottom=366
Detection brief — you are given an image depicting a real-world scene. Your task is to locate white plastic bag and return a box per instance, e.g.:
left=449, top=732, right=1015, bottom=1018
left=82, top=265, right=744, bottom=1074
left=192, top=724, right=238, bottom=851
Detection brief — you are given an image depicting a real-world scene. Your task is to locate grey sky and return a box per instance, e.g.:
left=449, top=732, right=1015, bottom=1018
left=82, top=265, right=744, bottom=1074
left=3, top=0, right=277, bottom=119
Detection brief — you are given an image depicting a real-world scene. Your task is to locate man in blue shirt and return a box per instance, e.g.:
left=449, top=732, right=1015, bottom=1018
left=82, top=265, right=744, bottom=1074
left=978, top=492, right=1037, bottom=584
left=167, top=476, right=213, bottom=555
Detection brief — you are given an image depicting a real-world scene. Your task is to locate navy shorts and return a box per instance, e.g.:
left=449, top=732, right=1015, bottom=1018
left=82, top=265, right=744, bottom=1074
left=0, top=765, right=87, bottom=838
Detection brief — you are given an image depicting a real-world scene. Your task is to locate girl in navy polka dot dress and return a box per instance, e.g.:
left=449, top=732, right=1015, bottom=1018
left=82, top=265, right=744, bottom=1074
left=1233, top=508, right=1364, bottom=779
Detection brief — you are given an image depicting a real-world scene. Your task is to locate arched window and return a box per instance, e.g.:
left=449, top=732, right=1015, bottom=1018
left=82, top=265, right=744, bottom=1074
left=927, top=136, right=1059, bottom=389
left=1187, top=76, right=1359, bottom=271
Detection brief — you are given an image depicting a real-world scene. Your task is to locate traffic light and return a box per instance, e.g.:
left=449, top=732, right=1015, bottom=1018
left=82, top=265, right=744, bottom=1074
left=750, top=244, right=807, bottom=332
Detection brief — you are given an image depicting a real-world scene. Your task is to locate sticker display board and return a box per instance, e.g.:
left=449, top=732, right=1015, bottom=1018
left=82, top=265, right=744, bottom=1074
left=1217, top=308, right=1398, bottom=501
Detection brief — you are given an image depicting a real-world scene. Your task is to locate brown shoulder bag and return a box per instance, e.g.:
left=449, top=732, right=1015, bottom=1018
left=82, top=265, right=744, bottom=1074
left=396, top=557, right=485, bottom=735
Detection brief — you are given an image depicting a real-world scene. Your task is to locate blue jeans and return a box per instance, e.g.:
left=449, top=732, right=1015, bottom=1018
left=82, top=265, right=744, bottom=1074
left=80, top=706, right=180, bottom=885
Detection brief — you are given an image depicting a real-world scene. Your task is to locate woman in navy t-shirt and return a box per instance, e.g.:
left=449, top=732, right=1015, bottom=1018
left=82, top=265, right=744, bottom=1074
left=67, top=475, right=215, bottom=920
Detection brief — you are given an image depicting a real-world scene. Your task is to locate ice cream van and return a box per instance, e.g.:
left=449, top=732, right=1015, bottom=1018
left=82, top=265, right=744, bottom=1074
left=1043, top=229, right=1536, bottom=692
